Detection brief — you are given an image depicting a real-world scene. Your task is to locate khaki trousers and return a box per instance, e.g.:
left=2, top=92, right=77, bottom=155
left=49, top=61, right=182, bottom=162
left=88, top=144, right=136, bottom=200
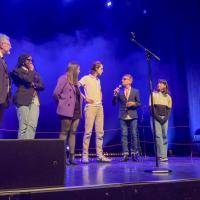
left=82, top=105, right=104, bottom=158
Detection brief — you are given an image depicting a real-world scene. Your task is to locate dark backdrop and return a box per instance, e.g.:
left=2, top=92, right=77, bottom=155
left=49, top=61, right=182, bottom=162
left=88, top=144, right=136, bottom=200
left=1, top=0, right=199, bottom=155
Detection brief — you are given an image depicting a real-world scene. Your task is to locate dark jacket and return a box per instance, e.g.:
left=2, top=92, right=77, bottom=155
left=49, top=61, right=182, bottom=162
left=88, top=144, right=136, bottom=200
left=112, top=88, right=141, bottom=120
left=53, top=74, right=82, bottom=118
left=0, top=57, right=11, bottom=106
left=11, top=67, right=44, bottom=106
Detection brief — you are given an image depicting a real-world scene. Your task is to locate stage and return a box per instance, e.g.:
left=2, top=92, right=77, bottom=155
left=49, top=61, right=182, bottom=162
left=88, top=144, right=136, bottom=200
left=1, top=157, right=200, bottom=200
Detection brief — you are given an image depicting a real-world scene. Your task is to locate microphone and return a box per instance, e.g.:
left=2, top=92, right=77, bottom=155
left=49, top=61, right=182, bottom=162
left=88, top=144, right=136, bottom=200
left=114, top=84, right=122, bottom=96
left=118, top=84, right=122, bottom=89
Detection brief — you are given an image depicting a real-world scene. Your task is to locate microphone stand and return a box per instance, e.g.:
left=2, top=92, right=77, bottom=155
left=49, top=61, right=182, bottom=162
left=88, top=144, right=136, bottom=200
left=140, top=105, right=147, bottom=158
left=130, top=33, right=172, bottom=173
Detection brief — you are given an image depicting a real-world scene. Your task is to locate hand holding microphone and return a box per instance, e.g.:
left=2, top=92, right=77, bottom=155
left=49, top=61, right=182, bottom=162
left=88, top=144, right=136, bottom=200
left=113, top=85, right=122, bottom=96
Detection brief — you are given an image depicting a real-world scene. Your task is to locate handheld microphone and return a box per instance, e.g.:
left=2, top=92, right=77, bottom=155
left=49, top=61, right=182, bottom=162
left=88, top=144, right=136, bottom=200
left=118, top=84, right=122, bottom=89
left=114, top=84, right=122, bottom=96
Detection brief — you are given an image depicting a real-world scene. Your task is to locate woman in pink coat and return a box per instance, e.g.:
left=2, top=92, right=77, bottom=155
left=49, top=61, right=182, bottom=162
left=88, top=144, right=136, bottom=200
left=54, top=62, right=82, bottom=165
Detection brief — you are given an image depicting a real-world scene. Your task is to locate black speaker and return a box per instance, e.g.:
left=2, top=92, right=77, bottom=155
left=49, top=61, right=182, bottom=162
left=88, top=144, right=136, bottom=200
left=0, top=139, right=66, bottom=189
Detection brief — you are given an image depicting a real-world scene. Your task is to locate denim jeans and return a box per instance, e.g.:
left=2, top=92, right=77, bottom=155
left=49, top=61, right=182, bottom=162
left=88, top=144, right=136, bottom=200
left=16, top=103, right=39, bottom=139
left=120, top=119, right=138, bottom=155
left=151, top=119, right=168, bottom=159
left=60, top=118, right=80, bottom=154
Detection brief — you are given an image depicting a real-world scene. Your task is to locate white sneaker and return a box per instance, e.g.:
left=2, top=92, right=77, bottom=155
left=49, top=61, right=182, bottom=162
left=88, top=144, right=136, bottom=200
left=97, top=156, right=111, bottom=163
left=82, top=157, right=89, bottom=164
left=159, top=158, right=168, bottom=162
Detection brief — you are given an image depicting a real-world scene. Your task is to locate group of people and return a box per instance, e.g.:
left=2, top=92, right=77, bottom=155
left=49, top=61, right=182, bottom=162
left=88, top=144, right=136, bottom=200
left=0, top=33, right=172, bottom=165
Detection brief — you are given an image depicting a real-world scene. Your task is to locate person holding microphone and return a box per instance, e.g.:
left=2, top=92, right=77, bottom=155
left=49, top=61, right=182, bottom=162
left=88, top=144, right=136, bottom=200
left=112, top=74, right=141, bottom=162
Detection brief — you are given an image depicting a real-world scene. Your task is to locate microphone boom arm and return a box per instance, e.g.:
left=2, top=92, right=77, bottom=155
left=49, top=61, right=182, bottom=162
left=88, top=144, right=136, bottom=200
left=130, top=33, right=160, bottom=61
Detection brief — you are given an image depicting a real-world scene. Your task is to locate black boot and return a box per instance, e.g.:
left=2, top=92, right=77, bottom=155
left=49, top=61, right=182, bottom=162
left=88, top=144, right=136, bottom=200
left=69, top=153, right=78, bottom=165
left=121, top=154, right=129, bottom=162
left=132, top=152, right=140, bottom=162
left=65, top=147, right=70, bottom=165
left=66, top=160, right=70, bottom=166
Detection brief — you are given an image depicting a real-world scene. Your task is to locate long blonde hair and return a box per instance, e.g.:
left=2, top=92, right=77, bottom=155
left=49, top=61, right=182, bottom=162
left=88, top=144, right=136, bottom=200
left=66, top=62, right=80, bottom=85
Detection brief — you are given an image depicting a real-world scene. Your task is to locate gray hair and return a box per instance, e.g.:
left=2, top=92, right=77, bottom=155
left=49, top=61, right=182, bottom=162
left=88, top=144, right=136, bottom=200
left=123, top=74, right=133, bottom=81
left=0, top=34, right=10, bottom=43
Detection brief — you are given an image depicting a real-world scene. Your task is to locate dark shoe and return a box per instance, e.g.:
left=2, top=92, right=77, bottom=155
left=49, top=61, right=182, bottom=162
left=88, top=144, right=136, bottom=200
left=69, top=159, right=78, bottom=165
left=121, top=155, right=129, bottom=162
left=66, top=160, right=70, bottom=166
left=69, top=153, right=78, bottom=165
left=132, top=153, right=139, bottom=162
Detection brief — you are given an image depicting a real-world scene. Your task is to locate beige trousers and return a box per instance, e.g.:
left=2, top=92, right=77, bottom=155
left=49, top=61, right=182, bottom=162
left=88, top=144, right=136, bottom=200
left=82, top=105, right=104, bottom=158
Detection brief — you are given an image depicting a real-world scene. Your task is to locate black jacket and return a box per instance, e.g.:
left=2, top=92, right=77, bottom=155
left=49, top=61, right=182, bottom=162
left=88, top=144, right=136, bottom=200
left=0, top=57, right=11, bottom=106
left=11, top=67, right=44, bottom=106
left=112, top=88, right=141, bottom=120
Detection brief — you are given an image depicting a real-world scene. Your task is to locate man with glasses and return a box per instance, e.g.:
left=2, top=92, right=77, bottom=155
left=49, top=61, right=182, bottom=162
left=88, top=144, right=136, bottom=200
left=0, top=34, right=12, bottom=125
left=113, top=74, right=141, bottom=162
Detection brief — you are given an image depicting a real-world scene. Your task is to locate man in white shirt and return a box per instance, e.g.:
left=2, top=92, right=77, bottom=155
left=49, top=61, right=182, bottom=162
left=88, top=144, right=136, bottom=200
left=79, top=61, right=111, bottom=163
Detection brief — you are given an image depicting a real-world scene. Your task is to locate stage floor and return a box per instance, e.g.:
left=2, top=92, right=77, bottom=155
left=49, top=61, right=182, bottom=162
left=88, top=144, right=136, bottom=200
left=1, top=156, right=200, bottom=196
left=65, top=157, right=200, bottom=188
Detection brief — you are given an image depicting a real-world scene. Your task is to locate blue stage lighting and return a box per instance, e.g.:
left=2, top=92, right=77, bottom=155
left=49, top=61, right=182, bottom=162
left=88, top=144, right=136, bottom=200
left=63, top=0, right=74, bottom=3
left=143, top=9, right=147, bottom=15
left=106, top=1, right=112, bottom=7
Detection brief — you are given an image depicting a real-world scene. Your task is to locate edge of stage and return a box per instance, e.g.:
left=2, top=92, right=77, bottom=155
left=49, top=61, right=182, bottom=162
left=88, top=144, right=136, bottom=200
left=1, top=157, right=200, bottom=200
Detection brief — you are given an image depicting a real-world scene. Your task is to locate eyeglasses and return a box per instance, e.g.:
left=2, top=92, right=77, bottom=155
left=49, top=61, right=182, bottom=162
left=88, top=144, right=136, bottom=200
left=122, top=78, right=129, bottom=80
left=1, top=42, right=11, bottom=49
left=26, top=58, right=33, bottom=62
left=2, top=42, right=11, bottom=46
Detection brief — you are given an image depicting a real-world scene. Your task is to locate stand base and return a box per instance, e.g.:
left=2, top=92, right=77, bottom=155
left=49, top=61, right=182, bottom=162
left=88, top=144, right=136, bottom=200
left=144, top=168, right=172, bottom=174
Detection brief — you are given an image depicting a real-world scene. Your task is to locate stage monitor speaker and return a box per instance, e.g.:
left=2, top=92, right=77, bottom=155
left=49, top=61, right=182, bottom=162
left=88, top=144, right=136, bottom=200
left=0, top=139, right=66, bottom=190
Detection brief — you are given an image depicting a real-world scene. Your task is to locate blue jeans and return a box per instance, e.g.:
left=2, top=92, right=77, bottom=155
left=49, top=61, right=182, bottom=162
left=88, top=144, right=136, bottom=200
left=120, top=119, right=138, bottom=155
left=16, top=103, right=39, bottom=139
left=151, top=119, right=168, bottom=159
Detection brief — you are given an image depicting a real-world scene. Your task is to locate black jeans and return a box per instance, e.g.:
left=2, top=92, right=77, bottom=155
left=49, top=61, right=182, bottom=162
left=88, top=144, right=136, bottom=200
left=0, top=104, right=5, bottom=125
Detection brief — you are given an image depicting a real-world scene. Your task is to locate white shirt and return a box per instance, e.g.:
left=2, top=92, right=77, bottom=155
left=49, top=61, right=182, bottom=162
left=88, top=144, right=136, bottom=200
left=124, top=87, right=131, bottom=100
left=0, top=51, right=3, bottom=58
left=79, top=74, right=102, bottom=106
left=124, top=86, right=132, bottom=120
